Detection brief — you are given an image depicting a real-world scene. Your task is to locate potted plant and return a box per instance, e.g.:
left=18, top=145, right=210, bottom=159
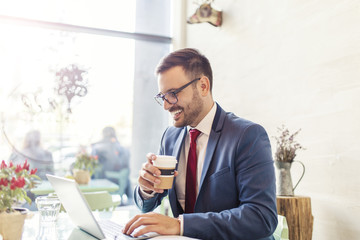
left=72, top=153, right=99, bottom=184
left=273, top=125, right=305, bottom=196
left=0, top=160, right=40, bottom=240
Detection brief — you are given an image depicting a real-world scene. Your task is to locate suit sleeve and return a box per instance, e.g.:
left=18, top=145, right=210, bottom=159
left=133, top=185, right=168, bottom=212
left=182, top=124, right=278, bottom=240
left=133, top=128, right=170, bottom=212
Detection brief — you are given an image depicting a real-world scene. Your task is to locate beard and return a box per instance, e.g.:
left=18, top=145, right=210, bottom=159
left=170, top=89, right=203, bottom=128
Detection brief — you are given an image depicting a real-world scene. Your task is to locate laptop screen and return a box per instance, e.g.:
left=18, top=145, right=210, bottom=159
left=46, top=174, right=105, bottom=239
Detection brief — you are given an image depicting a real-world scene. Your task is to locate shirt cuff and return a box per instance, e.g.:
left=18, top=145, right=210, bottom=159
left=177, top=215, right=184, bottom=236
left=139, top=187, right=156, bottom=200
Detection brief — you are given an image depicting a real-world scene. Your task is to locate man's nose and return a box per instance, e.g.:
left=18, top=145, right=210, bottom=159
left=163, top=100, right=172, bottom=110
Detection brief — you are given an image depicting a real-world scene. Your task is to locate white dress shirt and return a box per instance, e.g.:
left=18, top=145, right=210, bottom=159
left=175, top=103, right=217, bottom=210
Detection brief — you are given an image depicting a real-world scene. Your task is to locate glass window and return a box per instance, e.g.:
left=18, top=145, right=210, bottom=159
left=0, top=23, right=135, bottom=175
left=0, top=0, right=172, bottom=182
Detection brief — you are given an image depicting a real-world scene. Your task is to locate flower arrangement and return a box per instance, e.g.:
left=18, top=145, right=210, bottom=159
left=274, top=125, right=305, bottom=163
left=73, top=153, right=99, bottom=176
left=0, top=160, right=40, bottom=212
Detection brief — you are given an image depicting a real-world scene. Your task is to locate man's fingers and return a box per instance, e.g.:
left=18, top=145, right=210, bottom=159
left=143, top=162, right=161, bottom=176
left=125, top=216, right=143, bottom=236
left=137, top=152, right=165, bottom=194
left=132, top=225, right=158, bottom=238
left=140, top=168, right=160, bottom=183
left=123, top=214, right=139, bottom=234
left=146, top=152, right=156, bottom=161
left=124, top=213, right=180, bottom=237
left=125, top=214, right=158, bottom=236
left=138, top=170, right=164, bottom=193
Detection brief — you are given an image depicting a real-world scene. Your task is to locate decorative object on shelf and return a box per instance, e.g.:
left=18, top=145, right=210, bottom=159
left=72, top=153, right=99, bottom=184
left=0, top=160, right=39, bottom=239
left=187, top=0, right=222, bottom=27
left=273, top=125, right=305, bottom=196
left=55, top=64, right=88, bottom=113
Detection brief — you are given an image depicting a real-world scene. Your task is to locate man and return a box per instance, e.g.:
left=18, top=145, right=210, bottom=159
left=91, top=126, right=132, bottom=201
left=123, top=48, right=278, bottom=239
left=91, top=126, right=130, bottom=178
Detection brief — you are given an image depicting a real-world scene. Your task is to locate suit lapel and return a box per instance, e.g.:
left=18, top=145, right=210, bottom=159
left=198, top=104, right=226, bottom=193
left=169, top=127, right=187, bottom=215
left=174, top=127, right=187, bottom=169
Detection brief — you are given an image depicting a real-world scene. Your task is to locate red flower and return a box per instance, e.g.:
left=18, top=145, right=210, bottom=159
left=0, top=158, right=40, bottom=211
left=30, top=168, right=37, bottom=175
left=8, top=177, right=26, bottom=189
left=15, top=177, right=25, bottom=188
left=10, top=177, right=16, bottom=184
left=0, top=160, right=7, bottom=169
left=15, top=164, right=22, bottom=173
left=10, top=177, right=16, bottom=190
left=23, top=159, right=30, bottom=171
left=0, top=178, right=8, bottom=187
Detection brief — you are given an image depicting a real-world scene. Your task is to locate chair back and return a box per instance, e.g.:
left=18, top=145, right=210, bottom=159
left=104, top=168, right=130, bottom=198
left=83, top=191, right=120, bottom=211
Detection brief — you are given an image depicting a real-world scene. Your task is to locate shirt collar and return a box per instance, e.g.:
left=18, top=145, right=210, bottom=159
left=187, top=102, right=217, bottom=136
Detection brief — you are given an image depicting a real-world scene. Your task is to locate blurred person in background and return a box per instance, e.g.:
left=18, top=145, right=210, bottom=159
left=8, top=129, right=54, bottom=210
left=91, top=126, right=132, bottom=202
left=9, top=129, right=54, bottom=180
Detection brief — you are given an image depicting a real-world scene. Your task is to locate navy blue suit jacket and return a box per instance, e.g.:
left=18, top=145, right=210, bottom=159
left=134, top=104, right=278, bottom=240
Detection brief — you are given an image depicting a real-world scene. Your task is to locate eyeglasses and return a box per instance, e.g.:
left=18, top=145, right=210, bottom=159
left=154, top=78, right=201, bottom=106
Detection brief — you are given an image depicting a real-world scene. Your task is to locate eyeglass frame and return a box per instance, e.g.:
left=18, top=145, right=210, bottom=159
left=154, top=77, right=201, bottom=106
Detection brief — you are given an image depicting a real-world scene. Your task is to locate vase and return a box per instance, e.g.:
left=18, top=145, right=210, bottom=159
left=275, top=161, right=305, bottom=196
left=73, top=169, right=91, bottom=184
left=0, top=208, right=32, bottom=240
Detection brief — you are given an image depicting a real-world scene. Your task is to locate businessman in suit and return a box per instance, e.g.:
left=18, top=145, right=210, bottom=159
left=123, top=48, right=278, bottom=239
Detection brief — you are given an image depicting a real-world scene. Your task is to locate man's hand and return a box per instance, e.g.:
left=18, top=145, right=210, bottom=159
left=123, top=212, right=180, bottom=237
left=138, top=153, right=178, bottom=194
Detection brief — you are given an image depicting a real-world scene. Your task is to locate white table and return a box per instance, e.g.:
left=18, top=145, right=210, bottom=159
left=22, top=205, right=198, bottom=240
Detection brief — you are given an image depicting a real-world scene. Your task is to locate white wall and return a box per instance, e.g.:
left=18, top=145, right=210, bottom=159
left=184, top=0, right=360, bottom=239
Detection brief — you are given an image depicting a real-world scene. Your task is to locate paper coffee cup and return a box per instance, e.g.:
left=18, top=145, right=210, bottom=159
left=153, top=155, right=177, bottom=189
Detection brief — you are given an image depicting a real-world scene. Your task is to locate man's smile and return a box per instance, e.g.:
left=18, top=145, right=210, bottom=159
left=171, top=109, right=183, bottom=120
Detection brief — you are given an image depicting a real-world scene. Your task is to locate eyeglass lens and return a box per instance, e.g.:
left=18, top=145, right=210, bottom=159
left=156, top=92, right=177, bottom=105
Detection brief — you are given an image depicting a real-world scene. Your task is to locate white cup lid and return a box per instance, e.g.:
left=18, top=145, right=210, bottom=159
left=153, top=155, right=177, bottom=168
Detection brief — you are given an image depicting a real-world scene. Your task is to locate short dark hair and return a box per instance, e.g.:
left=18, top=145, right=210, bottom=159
left=156, top=48, right=213, bottom=92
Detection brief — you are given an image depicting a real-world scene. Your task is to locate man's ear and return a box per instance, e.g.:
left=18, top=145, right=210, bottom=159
left=198, top=76, right=210, bottom=96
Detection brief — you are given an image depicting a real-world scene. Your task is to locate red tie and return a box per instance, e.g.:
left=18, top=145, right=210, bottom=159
left=185, top=128, right=201, bottom=213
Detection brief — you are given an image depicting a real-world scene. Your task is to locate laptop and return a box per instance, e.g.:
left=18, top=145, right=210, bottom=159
left=46, top=174, right=159, bottom=240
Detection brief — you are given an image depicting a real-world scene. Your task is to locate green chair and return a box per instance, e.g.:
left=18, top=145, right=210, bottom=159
left=273, top=215, right=289, bottom=240
left=83, top=191, right=121, bottom=211
left=55, top=191, right=120, bottom=212
left=104, top=168, right=130, bottom=203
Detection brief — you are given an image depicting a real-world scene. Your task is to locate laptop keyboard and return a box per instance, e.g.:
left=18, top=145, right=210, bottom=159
left=99, top=220, right=125, bottom=239
left=98, top=220, right=156, bottom=240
